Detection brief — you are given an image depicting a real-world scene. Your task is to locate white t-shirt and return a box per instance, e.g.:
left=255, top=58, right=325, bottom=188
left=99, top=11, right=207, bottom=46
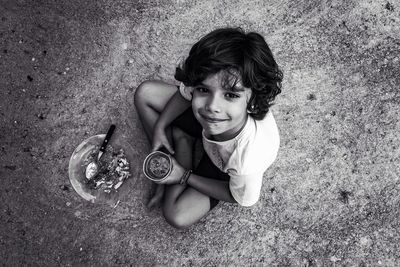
left=179, top=83, right=280, bottom=206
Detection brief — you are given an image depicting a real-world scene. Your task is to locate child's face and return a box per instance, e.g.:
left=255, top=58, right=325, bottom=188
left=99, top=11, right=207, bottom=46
left=191, top=71, right=252, bottom=141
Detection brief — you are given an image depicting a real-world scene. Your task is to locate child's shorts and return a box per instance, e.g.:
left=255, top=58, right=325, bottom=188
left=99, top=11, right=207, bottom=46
left=171, top=106, right=230, bottom=210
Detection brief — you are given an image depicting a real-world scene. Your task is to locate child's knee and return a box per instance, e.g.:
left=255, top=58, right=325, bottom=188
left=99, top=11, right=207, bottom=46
left=163, top=206, right=191, bottom=229
left=172, top=127, right=194, bottom=146
left=134, top=80, right=156, bottom=107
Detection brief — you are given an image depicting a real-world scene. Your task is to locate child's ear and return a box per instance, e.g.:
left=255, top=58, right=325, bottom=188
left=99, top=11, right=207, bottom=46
left=245, top=89, right=253, bottom=102
left=247, top=104, right=256, bottom=114
left=246, top=93, right=256, bottom=113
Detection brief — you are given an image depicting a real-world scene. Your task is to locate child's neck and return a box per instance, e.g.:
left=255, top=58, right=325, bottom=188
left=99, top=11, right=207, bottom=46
left=209, top=115, right=248, bottom=142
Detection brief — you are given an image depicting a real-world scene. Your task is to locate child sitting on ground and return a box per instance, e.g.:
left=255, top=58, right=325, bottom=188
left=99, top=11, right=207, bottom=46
left=134, top=27, right=283, bottom=229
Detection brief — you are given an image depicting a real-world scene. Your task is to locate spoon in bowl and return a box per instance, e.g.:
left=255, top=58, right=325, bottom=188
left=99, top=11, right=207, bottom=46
left=85, top=124, right=116, bottom=180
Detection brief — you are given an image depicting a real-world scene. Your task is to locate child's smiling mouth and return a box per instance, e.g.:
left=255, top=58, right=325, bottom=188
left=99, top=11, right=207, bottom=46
left=200, top=113, right=228, bottom=123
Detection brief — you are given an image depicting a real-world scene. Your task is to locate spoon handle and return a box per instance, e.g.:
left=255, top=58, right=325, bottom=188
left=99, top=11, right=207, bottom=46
left=98, top=124, right=116, bottom=159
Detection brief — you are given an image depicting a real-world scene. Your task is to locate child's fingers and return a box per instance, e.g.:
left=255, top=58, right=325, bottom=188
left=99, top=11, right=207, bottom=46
left=151, top=143, right=160, bottom=152
left=151, top=137, right=174, bottom=154
left=151, top=142, right=173, bottom=154
left=147, top=194, right=162, bottom=208
left=164, top=142, right=175, bottom=154
left=151, top=142, right=159, bottom=152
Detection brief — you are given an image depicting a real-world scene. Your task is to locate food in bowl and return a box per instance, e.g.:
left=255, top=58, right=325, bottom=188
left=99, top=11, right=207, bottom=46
left=84, top=145, right=131, bottom=193
left=143, top=151, right=172, bottom=181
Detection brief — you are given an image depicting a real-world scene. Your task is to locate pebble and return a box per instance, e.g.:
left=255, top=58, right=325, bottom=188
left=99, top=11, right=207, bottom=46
left=38, top=113, right=46, bottom=120
left=360, top=236, right=371, bottom=246
left=330, top=255, right=340, bottom=262
left=307, top=93, right=316, bottom=100
left=74, top=211, right=82, bottom=217
left=126, top=59, right=134, bottom=66
left=60, top=185, right=69, bottom=191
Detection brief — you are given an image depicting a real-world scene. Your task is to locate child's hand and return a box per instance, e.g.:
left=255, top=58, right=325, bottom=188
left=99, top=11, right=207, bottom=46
left=152, top=124, right=175, bottom=154
left=154, top=156, right=185, bottom=185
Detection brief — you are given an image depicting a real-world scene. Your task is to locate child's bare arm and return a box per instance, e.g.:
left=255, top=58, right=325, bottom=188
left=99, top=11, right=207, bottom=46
left=157, top=91, right=190, bottom=128
left=156, top=156, right=237, bottom=203
left=187, top=174, right=237, bottom=203
left=152, top=91, right=191, bottom=152
left=156, top=170, right=236, bottom=203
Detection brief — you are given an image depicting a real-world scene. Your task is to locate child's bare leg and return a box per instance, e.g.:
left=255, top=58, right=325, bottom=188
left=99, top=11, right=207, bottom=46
left=162, top=128, right=211, bottom=229
left=164, top=187, right=212, bottom=229
left=134, top=80, right=177, bottom=141
left=134, top=80, right=177, bottom=207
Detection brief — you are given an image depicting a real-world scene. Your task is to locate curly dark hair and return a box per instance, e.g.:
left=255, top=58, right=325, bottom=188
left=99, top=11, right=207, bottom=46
left=174, top=27, right=283, bottom=120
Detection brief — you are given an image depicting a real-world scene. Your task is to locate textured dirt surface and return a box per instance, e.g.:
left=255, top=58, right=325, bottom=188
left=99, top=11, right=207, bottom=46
left=1, top=0, right=399, bottom=266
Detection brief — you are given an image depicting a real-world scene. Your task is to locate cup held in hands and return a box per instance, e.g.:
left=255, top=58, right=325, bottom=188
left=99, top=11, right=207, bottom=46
left=143, top=151, right=172, bottom=181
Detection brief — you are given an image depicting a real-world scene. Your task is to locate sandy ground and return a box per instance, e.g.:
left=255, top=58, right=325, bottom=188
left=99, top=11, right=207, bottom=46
left=1, top=0, right=399, bottom=265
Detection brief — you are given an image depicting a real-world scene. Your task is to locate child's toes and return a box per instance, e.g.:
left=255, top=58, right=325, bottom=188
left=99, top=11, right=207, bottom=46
left=147, top=194, right=162, bottom=208
left=147, top=185, right=165, bottom=209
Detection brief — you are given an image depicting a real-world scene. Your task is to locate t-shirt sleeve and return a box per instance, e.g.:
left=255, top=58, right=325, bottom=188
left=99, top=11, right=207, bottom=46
left=229, top=172, right=264, bottom=207
left=178, top=82, right=193, bottom=101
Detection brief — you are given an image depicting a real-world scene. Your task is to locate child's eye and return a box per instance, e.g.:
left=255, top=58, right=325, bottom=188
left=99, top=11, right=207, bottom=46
left=225, top=93, right=239, bottom=99
left=196, top=87, right=208, bottom=93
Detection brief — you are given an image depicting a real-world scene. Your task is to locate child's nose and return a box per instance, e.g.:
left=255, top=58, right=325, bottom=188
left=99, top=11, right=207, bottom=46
left=205, top=95, right=221, bottom=113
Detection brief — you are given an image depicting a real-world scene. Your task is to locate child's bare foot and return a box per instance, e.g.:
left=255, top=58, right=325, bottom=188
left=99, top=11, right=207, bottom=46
left=147, top=184, right=165, bottom=208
